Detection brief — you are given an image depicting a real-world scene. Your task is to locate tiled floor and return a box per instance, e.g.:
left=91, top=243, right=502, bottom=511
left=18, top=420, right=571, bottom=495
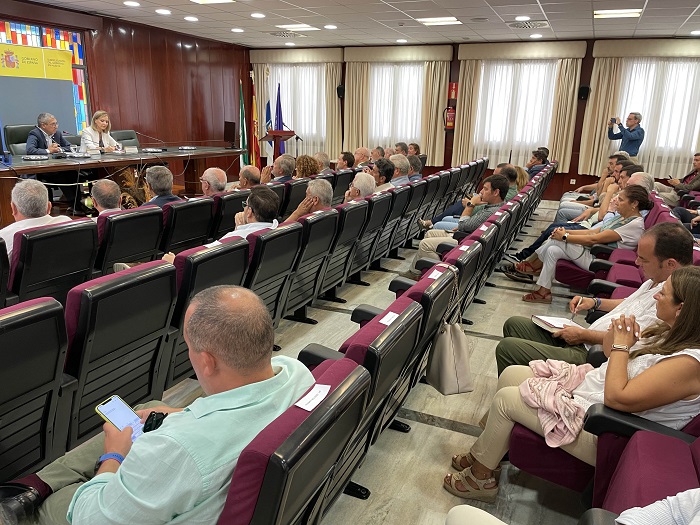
left=164, top=200, right=591, bottom=525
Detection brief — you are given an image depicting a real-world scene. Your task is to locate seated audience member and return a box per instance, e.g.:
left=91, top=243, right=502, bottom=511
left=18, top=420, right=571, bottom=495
left=343, top=172, right=376, bottom=203
left=417, top=164, right=511, bottom=231
left=293, top=154, right=319, bottom=179
left=261, top=155, right=295, bottom=184
left=514, top=165, right=528, bottom=190
left=407, top=154, right=423, bottom=182
left=80, top=110, right=118, bottom=153
left=0, top=179, right=71, bottom=257
left=404, top=175, right=509, bottom=279
left=507, top=171, right=654, bottom=264
left=335, top=152, right=355, bottom=171
left=237, top=166, right=261, bottom=190
left=497, top=222, right=694, bottom=373
left=368, top=158, right=395, bottom=192
left=408, top=143, right=420, bottom=156
left=525, top=149, right=548, bottom=179
left=655, top=152, right=700, bottom=207
left=389, top=154, right=411, bottom=186
left=445, top=266, right=700, bottom=503
left=394, top=142, right=409, bottom=156
left=673, top=207, right=700, bottom=237
left=353, top=147, right=371, bottom=168
left=141, top=166, right=182, bottom=208
left=314, top=152, right=334, bottom=175
left=0, top=285, right=314, bottom=525
left=26, top=112, right=86, bottom=214
left=222, top=185, right=280, bottom=243
left=511, top=185, right=652, bottom=304
left=284, top=178, right=333, bottom=223
left=561, top=152, right=629, bottom=204
left=90, top=179, right=122, bottom=220
left=370, top=146, right=384, bottom=162
left=384, top=147, right=395, bottom=158
left=199, top=168, right=227, bottom=196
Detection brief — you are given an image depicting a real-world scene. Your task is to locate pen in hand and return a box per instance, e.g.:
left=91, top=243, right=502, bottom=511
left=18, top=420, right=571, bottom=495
left=571, top=297, right=583, bottom=321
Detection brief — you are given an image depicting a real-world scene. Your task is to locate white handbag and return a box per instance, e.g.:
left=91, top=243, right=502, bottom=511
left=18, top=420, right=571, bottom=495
left=426, top=264, right=474, bottom=395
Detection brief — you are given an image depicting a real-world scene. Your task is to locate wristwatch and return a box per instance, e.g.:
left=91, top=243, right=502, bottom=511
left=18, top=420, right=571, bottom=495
left=466, top=202, right=475, bottom=208
left=562, top=233, right=569, bottom=242
left=94, top=453, right=125, bottom=473
left=611, top=344, right=629, bottom=352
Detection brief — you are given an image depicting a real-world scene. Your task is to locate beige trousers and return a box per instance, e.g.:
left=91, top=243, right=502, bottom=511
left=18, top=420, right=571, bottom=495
left=410, top=230, right=457, bottom=272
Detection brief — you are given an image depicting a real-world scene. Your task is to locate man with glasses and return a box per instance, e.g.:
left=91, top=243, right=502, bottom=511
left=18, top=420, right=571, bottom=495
left=199, top=168, right=227, bottom=196
left=608, top=112, right=645, bottom=160
left=215, top=185, right=279, bottom=244
left=343, top=172, right=376, bottom=203
left=26, top=113, right=86, bottom=214
left=366, top=158, right=394, bottom=192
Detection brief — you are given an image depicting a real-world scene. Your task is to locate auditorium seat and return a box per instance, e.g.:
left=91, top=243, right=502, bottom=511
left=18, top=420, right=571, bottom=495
left=283, top=209, right=339, bottom=324
left=437, top=167, right=462, bottom=214
left=346, top=192, right=392, bottom=285
left=218, top=358, right=371, bottom=525
left=62, top=261, right=177, bottom=448
left=209, top=189, right=249, bottom=240
left=0, top=238, right=8, bottom=307
left=425, top=170, right=451, bottom=223
left=265, top=182, right=287, bottom=217
left=280, top=178, right=309, bottom=220
left=406, top=174, right=440, bottom=244
left=160, top=198, right=214, bottom=254
left=164, top=239, right=249, bottom=389
left=312, top=172, right=334, bottom=187
left=0, top=298, right=68, bottom=481
left=243, top=222, right=303, bottom=328
left=389, top=179, right=427, bottom=257
left=369, top=185, right=410, bottom=268
left=109, top=129, right=140, bottom=149
left=318, top=200, right=369, bottom=303
left=6, top=220, right=97, bottom=306
left=331, top=169, right=355, bottom=206
left=94, top=207, right=164, bottom=275
left=3, top=124, right=34, bottom=155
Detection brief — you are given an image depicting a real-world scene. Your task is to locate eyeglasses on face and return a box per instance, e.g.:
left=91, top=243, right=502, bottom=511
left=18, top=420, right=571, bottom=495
left=242, top=200, right=249, bottom=209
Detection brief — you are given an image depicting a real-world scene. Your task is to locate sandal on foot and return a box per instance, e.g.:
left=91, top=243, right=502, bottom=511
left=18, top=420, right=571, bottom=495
left=503, top=269, right=535, bottom=283
left=443, top=467, right=498, bottom=502
left=514, top=261, right=541, bottom=276
left=451, top=453, right=502, bottom=481
left=417, top=218, right=432, bottom=231
left=522, top=290, right=552, bottom=303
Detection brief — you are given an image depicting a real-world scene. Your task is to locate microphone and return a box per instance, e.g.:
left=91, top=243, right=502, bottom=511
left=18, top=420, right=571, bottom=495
left=135, top=130, right=167, bottom=144
left=282, top=122, right=303, bottom=142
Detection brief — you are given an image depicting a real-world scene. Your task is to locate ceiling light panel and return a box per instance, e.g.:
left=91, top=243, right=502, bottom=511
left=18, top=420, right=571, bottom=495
left=593, top=9, right=643, bottom=18
left=275, top=24, right=320, bottom=30
left=189, top=0, right=234, bottom=3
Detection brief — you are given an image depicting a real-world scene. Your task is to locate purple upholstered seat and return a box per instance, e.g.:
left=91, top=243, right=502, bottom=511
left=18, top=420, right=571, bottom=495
left=606, top=263, right=644, bottom=289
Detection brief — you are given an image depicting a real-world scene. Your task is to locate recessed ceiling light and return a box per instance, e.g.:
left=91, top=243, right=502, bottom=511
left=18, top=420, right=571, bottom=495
left=184, top=16, right=198, bottom=21
left=190, top=0, right=234, bottom=3
left=515, top=16, right=530, bottom=21
left=692, top=30, right=700, bottom=35
left=123, top=1, right=140, bottom=6
left=530, top=33, right=542, bottom=38
left=416, top=16, right=462, bottom=26
left=397, top=39, right=407, bottom=43
left=155, top=8, right=171, bottom=15
left=285, top=42, right=296, bottom=46
left=251, top=12, right=265, bottom=18
left=231, top=28, right=244, bottom=32
left=275, top=24, right=320, bottom=31
left=324, top=24, right=337, bottom=29
left=593, top=9, right=642, bottom=18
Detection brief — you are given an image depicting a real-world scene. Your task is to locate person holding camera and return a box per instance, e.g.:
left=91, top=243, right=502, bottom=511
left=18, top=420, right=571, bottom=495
left=608, top=112, right=645, bottom=161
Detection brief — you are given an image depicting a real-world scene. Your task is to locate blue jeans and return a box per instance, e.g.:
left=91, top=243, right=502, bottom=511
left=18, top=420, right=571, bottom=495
left=433, top=217, right=460, bottom=231
left=516, top=222, right=588, bottom=259
left=431, top=200, right=465, bottom=223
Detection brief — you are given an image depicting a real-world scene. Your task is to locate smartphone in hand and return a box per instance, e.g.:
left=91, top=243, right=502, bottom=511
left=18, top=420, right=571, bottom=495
left=96, top=395, right=144, bottom=442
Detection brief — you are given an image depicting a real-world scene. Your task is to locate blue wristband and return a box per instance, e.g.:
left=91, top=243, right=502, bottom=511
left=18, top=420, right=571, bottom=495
left=98, top=453, right=125, bottom=465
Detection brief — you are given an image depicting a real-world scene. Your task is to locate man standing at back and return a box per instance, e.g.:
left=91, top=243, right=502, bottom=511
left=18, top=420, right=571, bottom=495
left=608, top=112, right=644, bottom=160
left=0, top=286, right=314, bottom=525
left=0, top=179, right=71, bottom=257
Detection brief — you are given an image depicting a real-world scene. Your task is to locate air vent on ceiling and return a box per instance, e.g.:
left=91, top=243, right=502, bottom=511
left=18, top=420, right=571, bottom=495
left=268, top=31, right=307, bottom=38
left=508, top=20, right=550, bottom=29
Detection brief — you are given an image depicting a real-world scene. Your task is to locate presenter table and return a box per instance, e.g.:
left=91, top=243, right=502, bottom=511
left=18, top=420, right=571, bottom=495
left=0, top=147, right=244, bottom=227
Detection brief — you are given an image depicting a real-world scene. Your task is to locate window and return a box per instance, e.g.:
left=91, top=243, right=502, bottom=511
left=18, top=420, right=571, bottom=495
left=472, top=60, right=557, bottom=166
left=616, top=57, right=700, bottom=178
left=0, top=20, right=89, bottom=132
left=368, top=62, right=423, bottom=148
left=263, top=63, right=326, bottom=157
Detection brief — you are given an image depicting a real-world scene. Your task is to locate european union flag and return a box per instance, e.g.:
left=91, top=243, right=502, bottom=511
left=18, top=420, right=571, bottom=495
left=275, top=83, right=284, bottom=154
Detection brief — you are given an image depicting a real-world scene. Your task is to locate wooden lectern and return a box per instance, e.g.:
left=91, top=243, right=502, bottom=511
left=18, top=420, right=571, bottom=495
left=260, top=130, right=295, bottom=159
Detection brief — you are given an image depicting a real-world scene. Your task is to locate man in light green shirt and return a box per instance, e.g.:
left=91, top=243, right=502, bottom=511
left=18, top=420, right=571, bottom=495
left=2, top=286, right=314, bottom=525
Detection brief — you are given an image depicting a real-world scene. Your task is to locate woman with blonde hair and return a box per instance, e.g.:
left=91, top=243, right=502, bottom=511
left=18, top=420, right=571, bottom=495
left=294, top=154, right=320, bottom=179
left=514, top=165, right=529, bottom=190
left=80, top=110, right=118, bottom=152
left=444, top=265, right=700, bottom=503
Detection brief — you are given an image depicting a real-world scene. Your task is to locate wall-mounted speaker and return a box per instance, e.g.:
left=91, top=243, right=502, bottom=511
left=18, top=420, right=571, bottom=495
left=337, top=85, right=345, bottom=98
left=578, top=85, right=590, bottom=100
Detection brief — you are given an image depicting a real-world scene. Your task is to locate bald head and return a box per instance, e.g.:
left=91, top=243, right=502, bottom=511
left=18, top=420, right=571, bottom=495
left=201, top=168, right=227, bottom=195
left=239, top=166, right=261, bottom=189
left=354, top=147, right=370, bottom=165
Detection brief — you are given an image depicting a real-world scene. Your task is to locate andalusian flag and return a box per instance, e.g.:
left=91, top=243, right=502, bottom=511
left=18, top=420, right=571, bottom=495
left=239, top=80, right=249, bottom=166
left=251, top=79, right=261, bottom=168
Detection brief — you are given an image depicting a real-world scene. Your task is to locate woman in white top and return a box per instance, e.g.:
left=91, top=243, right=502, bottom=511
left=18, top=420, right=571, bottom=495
left=444, top=266, right=700, bottom=502
left=80, top=110, right=118, bottom=152
left=513, top=185, right=654, bottom=303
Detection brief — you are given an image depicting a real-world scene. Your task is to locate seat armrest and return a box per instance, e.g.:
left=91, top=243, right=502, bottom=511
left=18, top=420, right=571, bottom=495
left=589, top=259, right=614, bottom=273
left=583, top=404, right=696, bottom=443
left=416, top=258, right=438, bottom=272
left=53, top=373, right=79, bottom=459
left=4, top=292, right=19, bottom=307
left=437, top=242, right=456, bottom=255
left=689, top=200, right=700, bottom=210
left=452, top=231, right=468, bottom=241
left=389, top=276, right=416, bottom=294
left=577, top=508, right=618, bottom=525
left=351, top=304, right=383, bottom=324
left=681, top=193, right=694, bottom=202
left=677, top=189, right=689, bottom=198
left=586, top=348, right=607, bottom=368
left=587, top=278, right=622, bottom=296
left=298, top=344, right=344, bottom=369
left=590, top=244, right=614, bottom=258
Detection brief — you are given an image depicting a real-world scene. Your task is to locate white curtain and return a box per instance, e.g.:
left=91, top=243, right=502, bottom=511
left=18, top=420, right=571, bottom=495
left=368, top=62, right=423, bottom=149
left=616, top=57, right=700, bottom=178
left=471, top=60, right=557, bottom=166
left=264, top=63, right=327, bottom=159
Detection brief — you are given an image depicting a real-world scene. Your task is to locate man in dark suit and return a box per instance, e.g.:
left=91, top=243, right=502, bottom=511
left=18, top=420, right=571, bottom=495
left=26, top=112, right=86, bottom=214
left=141, top=166, right=182, bottom=208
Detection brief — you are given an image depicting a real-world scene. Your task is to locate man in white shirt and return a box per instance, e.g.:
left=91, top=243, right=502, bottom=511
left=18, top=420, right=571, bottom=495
left=495, top=223, right=695, bottom=374
left=216, top=185, right=279, bottom=244
left=90, top=180, right=122, bottom=221
left=0, top=179, right=71, bottom=257
left=368, top=158, right=395, bottom=193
